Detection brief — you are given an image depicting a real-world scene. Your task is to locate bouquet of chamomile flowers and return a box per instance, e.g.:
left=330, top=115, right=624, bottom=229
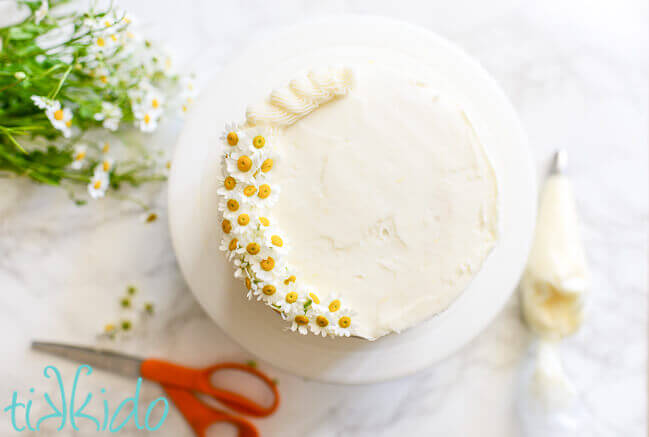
left=0, top=0, right=196, bottom=203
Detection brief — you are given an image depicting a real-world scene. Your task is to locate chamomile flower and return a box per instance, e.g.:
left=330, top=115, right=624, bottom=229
left=254, top=183, right=280, bottom=208
left=70, top=144, right=87, bottom=170
left=35, top=1, right=48, bottom=24
left=98, top=156, right=115, bottom=173
left=289, top=309, right=312, bottom=335
left=88, top=170, right=109, bottom=199
left=240, top=127, right=274, bottom=155
left=262, top=228, right=289, bottom=256
left=31, top=96, right=74, bottom=138
left=133, top=109, right=159, bottom=133
left=220, top=122, right=242, bottom=147
left=178, top=76, right=198, bottom=115
left=249, top=253, right=283, bottom=283
left=331, top=307, right=355, bottom=337
left=219, top=236, right=245, bottom=260
left=225, top=151, right=260, bottom=184
left=273, top=286, right=306, bottom=314
left=30, top=95, right=54, bottom=110
left=94, top=102, right=123, bottom=131
left=309, top=308, right=333, bottom=337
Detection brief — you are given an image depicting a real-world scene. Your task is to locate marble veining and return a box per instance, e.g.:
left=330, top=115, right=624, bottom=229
left=0, top=0, right=646, bottom=436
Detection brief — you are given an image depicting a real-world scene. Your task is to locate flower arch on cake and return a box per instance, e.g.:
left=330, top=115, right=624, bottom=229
left=217, top=67, right=357, bottom=337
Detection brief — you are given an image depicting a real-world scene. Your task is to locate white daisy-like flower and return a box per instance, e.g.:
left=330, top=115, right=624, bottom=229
left=94, top=102, right=123, bottom=131
left=88, top=171, right=109, bottom=199
left=31, top=95, right=54, bottom=110
left=220, top=122, right=243, bottom=147
left=249, top=252, right=284, bottom=283
left=239, top=127, right=276, bottom=156
left=309, top=307, right=333, bottom=337
left=133, top=109, right=159, bottom=133
left=261, top=228, right=289, bottom=256
left=31, top=95, right=73, bottom=136
left=288, top=309, right=311, bottom=335
left=254, top=183, right=280, bottom=208
left=178, top=75, right=198, bottom=115
left=218, top=190, right=246, bottom=214
left=225, top=151, right=261, bottom=184
left=70, top=144, right=87, bottom=170
left=273, top=286, right=306, bottom=314
left=35, top=0, right=48, bottom=24
left=219, top=236, right=245, bottom=260
left=98, top=156, right=115, bottom=173
left=331, top=307, right=355, bottom=337
left=44, top=103, right=73, bottom=138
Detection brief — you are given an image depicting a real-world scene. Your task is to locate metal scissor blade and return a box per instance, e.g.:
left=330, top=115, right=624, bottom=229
left=31, top=341, right=143, bottom=379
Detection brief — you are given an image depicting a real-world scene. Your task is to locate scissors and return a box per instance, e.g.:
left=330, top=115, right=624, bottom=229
left=31, top=341, right=280, bottom=437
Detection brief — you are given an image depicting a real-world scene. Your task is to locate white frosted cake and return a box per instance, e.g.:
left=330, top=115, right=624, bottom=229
left=217, top=64, right=499, bottom=340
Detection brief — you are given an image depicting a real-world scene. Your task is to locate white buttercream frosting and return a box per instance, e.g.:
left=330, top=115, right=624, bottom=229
left=246, top=67, right=354, bottom=127
left=219, top=64, right=500, bottom=339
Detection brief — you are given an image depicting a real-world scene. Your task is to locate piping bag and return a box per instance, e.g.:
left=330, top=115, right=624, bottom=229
left=516, top=150, right=590, bottom=435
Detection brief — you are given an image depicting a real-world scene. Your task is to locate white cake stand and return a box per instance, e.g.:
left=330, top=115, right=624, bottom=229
left=168, top=16, right=536, bottom=384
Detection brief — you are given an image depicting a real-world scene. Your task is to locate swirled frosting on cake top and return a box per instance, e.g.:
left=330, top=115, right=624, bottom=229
left=246, top=67, right=354, bottom=127
left=218, top=64, right=499, bottom=340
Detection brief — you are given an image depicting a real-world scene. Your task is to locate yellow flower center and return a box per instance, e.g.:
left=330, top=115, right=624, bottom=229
left=65, top=120, right=72, bottom=127
left=102, top=161, right=110, bottom=172
left=270, top=235, right=283, bottom=247
left=237, top=155, right=252, bottom=172
left=262, top=285, right=276, bottom=296
left=258, top=184, right=271, bottom=199
left=328, top=300, right=341, bottom=312
left=226, top=199, right=239, bottom=211
left=96, top=37, right=105, bottom=47
left=246, top=242, right=260, bottom=255
left=53, top=109, right=64, bottom=121
left=152, top=98, right=159, bottom=108
left=253, top=135, right=265, bottom=149
left=259, top=217, right=270, bottom=226
left=308, top=293, right=320, bottom=304
left=102, top=142, right=110, bottom=153
left=224, top=176, right=236, bottom=190
left=104, top=20, right=112, bottom=27
left=144, top=114, right=151, bottom=124
left=237, top=214, right=250, bottom=226
left=221, top=219, right=232, bottom=234
left=261, top=159, right=274, bottom=173
left=295, top=315, right=309, bottom=325
left=245, top=277, right=251, bottom=290
left=285, top=292, right=298, bottom=303
left=260, top=257, right=275, bottom=271
left=243, top=185, right=257, bottom=196
left=338, top=316, right=351, bottom=328
left=75, top=152, right=85, bottom=161
left=100, top=75, right=108, bottom=84
left=284, top=275, right=296, bottom=285
left=166, top=161, right=171, bottom=169
left=227, top=132, right=238, bottom=146
left=111, top=34, right=118, bottom=42
left=93, top=180, right=102, bottom=189
left=228, top=239, right=238, bottom=251
left=316, top=316, right=329, bottom=328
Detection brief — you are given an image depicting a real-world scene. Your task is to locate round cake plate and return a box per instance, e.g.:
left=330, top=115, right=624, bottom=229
left=168, top=16, right=536, bottom=384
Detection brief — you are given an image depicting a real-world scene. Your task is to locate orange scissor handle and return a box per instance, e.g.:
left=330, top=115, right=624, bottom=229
left=163, top=385, right=258, bottom=437
left=141, top=359, right=280, bottom=417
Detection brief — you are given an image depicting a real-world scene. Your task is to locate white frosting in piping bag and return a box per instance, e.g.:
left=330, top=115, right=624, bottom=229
left=521, top=164, right=588, bottom=339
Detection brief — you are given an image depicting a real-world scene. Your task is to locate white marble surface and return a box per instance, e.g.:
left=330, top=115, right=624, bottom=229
left=0, top=0, right=647, bottom=436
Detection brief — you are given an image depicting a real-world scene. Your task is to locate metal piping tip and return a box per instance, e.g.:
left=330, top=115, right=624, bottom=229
left=550, top=149, right=568, bottom=174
